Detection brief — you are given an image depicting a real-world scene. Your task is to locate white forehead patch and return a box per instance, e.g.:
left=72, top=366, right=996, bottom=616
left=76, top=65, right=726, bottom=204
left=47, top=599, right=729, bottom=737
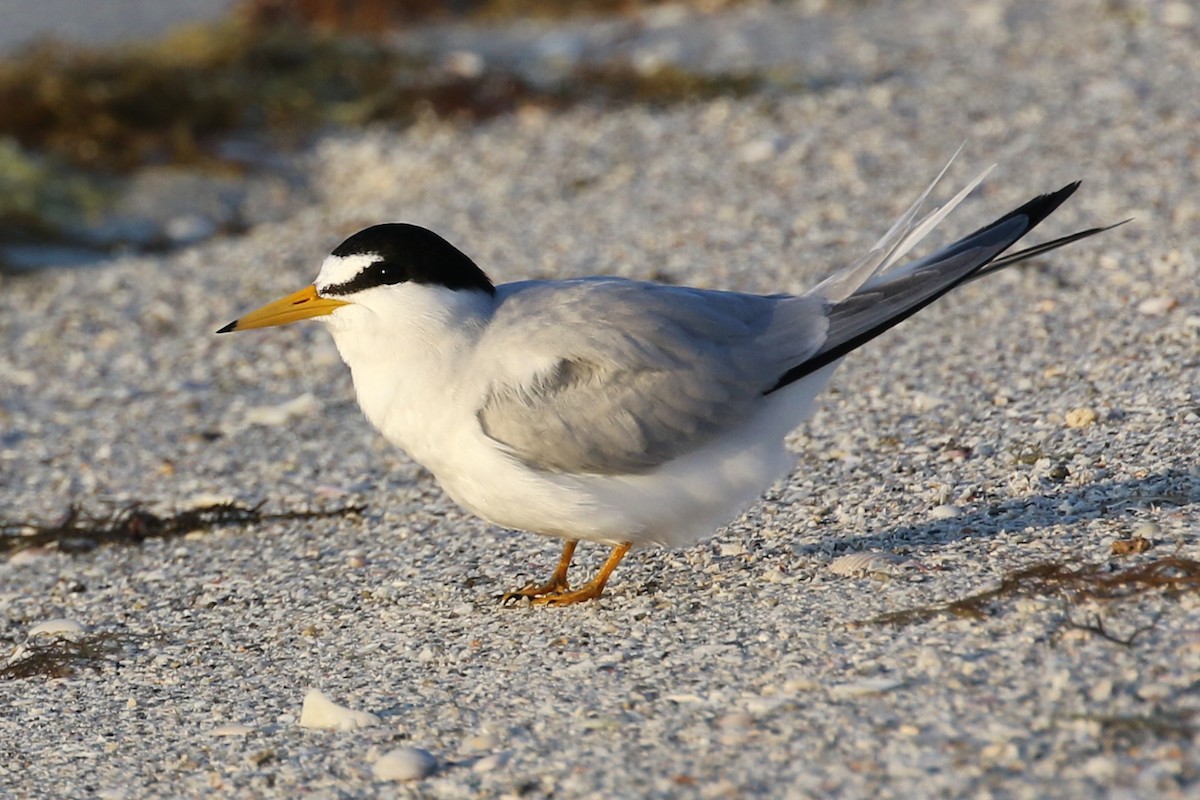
left=315, top=252, right=381, bottom=292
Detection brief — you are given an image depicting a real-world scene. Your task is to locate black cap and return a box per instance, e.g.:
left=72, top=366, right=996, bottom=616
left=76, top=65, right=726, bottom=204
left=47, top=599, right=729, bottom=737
left=322, top=223, right=495, bottom=297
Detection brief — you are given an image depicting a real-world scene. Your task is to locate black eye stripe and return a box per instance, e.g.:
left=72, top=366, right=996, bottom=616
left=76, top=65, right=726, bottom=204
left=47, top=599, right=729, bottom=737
left=321, top=223, right=495, bottom=297
left=322, top=259, right=399, bottom=296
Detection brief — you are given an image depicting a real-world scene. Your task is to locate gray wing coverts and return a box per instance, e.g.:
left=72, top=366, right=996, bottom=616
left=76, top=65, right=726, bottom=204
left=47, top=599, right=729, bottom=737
left=476, top=280, right=828, bottom=475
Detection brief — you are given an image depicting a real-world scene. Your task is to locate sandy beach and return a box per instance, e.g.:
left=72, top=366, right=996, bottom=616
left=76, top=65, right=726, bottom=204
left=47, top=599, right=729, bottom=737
left=2, top=0, right=1198, bottom=796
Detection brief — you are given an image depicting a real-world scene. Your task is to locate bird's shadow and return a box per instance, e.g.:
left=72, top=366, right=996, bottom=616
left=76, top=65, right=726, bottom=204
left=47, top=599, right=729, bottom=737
left=791, top=466, right=1200, bottom=556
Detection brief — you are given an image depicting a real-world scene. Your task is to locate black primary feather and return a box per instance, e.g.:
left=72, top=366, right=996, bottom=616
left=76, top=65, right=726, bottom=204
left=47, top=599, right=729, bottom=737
left=766, top=182, right=1104, bottom=394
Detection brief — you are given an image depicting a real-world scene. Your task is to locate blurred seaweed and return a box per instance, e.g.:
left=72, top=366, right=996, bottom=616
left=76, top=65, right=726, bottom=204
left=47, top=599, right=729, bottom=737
left=239, top=0, right=744, bottom=30
left=0, top=17, right=759, bottom=173
left=0, top=6, right=760, bottom=260
left=0, top=24, right=426, bottom=171
left=0, top=140, right=115, bottom=255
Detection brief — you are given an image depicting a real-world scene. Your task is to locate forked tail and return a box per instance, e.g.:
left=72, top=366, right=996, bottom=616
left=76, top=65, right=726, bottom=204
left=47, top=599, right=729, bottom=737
left=768, top=164, right=1123, bottom=395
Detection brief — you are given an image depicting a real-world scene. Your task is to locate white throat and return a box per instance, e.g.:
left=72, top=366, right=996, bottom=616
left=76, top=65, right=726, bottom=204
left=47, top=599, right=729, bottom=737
left=323, top=283, right=495, bottom=468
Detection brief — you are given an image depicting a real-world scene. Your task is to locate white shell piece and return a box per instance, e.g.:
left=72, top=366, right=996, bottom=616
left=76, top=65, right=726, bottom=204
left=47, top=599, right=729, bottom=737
left=298, top=689, right=381, bottom=731
left=827, top=552, right=908, bottom=577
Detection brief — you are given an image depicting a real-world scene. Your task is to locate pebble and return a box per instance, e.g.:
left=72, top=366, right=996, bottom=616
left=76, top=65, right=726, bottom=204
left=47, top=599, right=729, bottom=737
left=928, top=504, right=961, bottom=520
left=1133, top=521, right=1161, bottom=539
left=665, top=693, right=706, bottom=704
left=8, top=548, right=55, bottom=565
left=1136, top=295, right=1178, bottom=315
left=909, top=391, right=944, bottom=412
left=760, top=567, right=785, bottom=583
left=471, top=752, right=510, bottom=773
left=1111, top=536, right=1152, bottom=555
left=1162, top=2, right=1193, bottom=27
left=915, top=648, right=944, bottom=675
left=372, top=747, right=438, bottom=782
left=442, top=50, right=486, bottom=79
left=828, top=678, right=906, bottom=699
left=716, top=711, right=753, bottom=729
left=1081, top=755, right=1119, bottom=782
left=1065, top=407, right=1098, bottom=428
left=242, top=393, right=322, bottom=428
left=209, top=724, right=254, bottom=737
left=828, top=552, right=907, bottom=577
left=461, top=732, right=499, bottom=752
left=1090, top=679, right=1114, bottom=702
left=185, top=492, right=236, bottom=509
left=28, top=618, right=86, bottom=637
left=715, top=714, right=753, bottom=743
left=298, top=690, right=381, bottom=731
left=1135, top=682, right=1171, bottom=702
left=737, top=139, right=777, bottom=164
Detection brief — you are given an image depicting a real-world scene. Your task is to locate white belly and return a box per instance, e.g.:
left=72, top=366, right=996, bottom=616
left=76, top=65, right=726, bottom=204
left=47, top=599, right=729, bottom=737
left=388, top=364, right=839, bottom=548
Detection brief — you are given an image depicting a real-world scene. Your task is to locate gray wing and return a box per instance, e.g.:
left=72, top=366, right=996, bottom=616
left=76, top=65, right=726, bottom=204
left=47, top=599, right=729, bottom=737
left=474, top=279, right=828, bottom=475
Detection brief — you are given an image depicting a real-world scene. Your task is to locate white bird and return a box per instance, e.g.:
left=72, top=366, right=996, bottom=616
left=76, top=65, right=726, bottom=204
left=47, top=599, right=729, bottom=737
left=219, top=160, right=1115, bottom=605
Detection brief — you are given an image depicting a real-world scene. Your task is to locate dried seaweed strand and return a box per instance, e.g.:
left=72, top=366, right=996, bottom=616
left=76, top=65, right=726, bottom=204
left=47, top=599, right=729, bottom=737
left=1, top=633, right=132, bottom=680
left=1, top=501, right=364, bottom=555
left=858, top=557, right=1200, bottom=627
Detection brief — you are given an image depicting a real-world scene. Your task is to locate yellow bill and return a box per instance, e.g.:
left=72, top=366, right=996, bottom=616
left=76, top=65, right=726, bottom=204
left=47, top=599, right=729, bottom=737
left=217, top=285, right=348, bottom=333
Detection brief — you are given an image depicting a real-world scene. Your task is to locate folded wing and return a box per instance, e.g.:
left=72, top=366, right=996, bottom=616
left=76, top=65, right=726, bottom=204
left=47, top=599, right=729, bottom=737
left=475, top=280, right=827, bottom=475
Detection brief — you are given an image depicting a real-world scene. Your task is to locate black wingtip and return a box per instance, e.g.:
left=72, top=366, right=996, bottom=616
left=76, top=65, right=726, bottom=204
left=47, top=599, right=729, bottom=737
left=1034, top=180, right=1082, bottom=222
left=979, top=180, right=1082, bottom=237
left=216, top=320, right=238, bottom=334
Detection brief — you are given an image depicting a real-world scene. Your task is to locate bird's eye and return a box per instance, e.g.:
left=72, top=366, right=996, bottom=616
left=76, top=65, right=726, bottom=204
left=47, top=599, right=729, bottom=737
left=369, top=262, right=401, bottom=286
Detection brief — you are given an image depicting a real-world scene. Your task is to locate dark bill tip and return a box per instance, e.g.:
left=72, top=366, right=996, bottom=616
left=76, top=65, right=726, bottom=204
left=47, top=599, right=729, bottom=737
left=216, top=320, right=239, bottom=334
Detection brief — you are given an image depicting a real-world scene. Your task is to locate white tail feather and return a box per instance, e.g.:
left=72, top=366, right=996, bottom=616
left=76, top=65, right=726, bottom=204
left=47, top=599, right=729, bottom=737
left=809, top=148, right=994, bottom=302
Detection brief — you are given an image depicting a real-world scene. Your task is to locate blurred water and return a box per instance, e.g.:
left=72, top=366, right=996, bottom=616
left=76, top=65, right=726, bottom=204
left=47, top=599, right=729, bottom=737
left=0, top=0, right=232, bottom=54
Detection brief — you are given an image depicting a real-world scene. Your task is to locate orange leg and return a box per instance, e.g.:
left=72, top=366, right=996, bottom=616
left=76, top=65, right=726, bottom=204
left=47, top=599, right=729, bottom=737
left=501, top=540, right=577, bottom=603
left=530, top=542, right=632, bottom=606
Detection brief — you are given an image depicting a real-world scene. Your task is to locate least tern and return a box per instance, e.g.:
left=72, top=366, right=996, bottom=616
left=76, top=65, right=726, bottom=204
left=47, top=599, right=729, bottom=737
left=219, top=160, right=1115, bottom=605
